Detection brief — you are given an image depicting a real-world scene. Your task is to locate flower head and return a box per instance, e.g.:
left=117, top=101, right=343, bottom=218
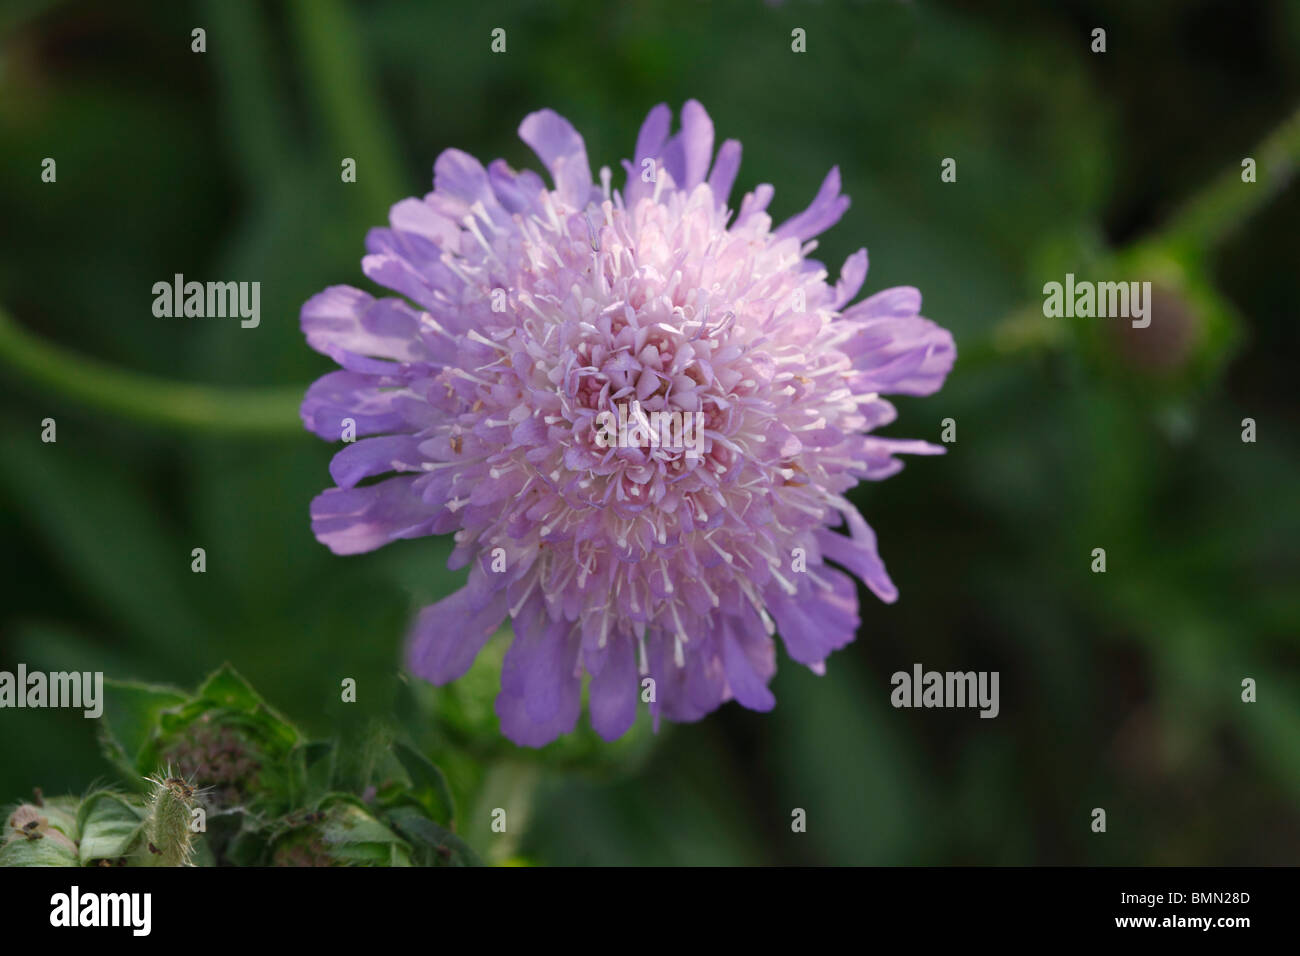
left=301, top=101, right=955, bottom=746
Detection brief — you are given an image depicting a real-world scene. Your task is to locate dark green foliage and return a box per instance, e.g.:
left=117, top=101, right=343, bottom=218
left=3, top=666, right=479, bottom=866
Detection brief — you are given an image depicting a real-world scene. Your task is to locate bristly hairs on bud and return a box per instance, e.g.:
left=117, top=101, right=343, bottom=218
left=142, top=767, right=203, bottom=867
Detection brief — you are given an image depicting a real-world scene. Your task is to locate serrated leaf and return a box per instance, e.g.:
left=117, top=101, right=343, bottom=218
left=188, top=663, right=300, bottom=752
left=196, top=663, right=264, bottom=711
left=98, top=680, right=188, bottom=781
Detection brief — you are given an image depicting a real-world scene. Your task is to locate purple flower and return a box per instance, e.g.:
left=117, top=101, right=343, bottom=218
left=301, top=101, right=955, bottom=747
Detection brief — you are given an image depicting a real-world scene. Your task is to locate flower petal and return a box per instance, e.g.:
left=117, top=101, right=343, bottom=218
left=496, top=615, right=583, bottom=746
left=634, top=103, right=672, bottom=168
left=843, top=313, right=957, bottom=396
left=706, top=138, right=743, bottom=206
left=722, top=616, right=776, bottom=712
left=766, top=569, right=860, bottom=665
left=487, top=159, right=547, bottom=214
left=844, top=286, right=921, bottom=320
left=518, top=109, right=594, bottom=209
left=407, top=587, right=508, bottom=684
left=661, top=99, right=714, bottom=190
left=432, top=148, right=502, bottom=218
left=832, top=249, right=869, bottom=310
left=588, top=635, right=639, bottom=741
left=301, top=285, right=430, bottom=370
left=328, top=435, right=425, bottom=488
left=816, top=507, right=898, bottom=603
left=774, top=166, right=850, bottom=241
left=300, top=370, right=412, bottom=440
left=310, top=476, right=439, bottom=555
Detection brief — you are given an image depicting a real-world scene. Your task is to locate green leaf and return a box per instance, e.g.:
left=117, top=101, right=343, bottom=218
left=98, top=679, right=188, bottom=782
left=40, top=796, right=82, bottom=843
left=0, top=831, right=79, bottom=866
left=318, top=796, right=408, bottom=853
left=197, top=664, right=265, bottom=711
left=189, top=663, right=301, bottom=752
left=76, top=792, right=145, bottom=865
left=304, top=741, right=337, bottom=788
left=384, top=804, right=483, bottom=867
left=146, top=664, right=300, bottom=778
left=291, top=741, right=337, bottom=807
left=268, top=795, right=414, bottom=866
left=391, top=741, right=456, bottom=825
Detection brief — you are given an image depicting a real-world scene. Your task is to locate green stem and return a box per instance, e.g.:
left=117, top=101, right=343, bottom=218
left=0, top=305, right=305, bottom=434
left=1159, top=104, right=1300, bottom=253
left=964, top=104, right=1300, bottom=372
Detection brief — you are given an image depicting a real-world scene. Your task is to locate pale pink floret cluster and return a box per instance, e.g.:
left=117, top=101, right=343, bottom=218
left=301, top=101, right=955, bottom=746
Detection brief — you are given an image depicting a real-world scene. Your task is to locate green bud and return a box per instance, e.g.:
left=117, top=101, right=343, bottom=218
left=271, top=799, right=412, bottom=867
left=142, top=773, right=198, bottom=867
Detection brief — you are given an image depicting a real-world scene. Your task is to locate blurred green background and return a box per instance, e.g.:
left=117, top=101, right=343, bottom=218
left=1, top=0, right=1297, bottom=864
